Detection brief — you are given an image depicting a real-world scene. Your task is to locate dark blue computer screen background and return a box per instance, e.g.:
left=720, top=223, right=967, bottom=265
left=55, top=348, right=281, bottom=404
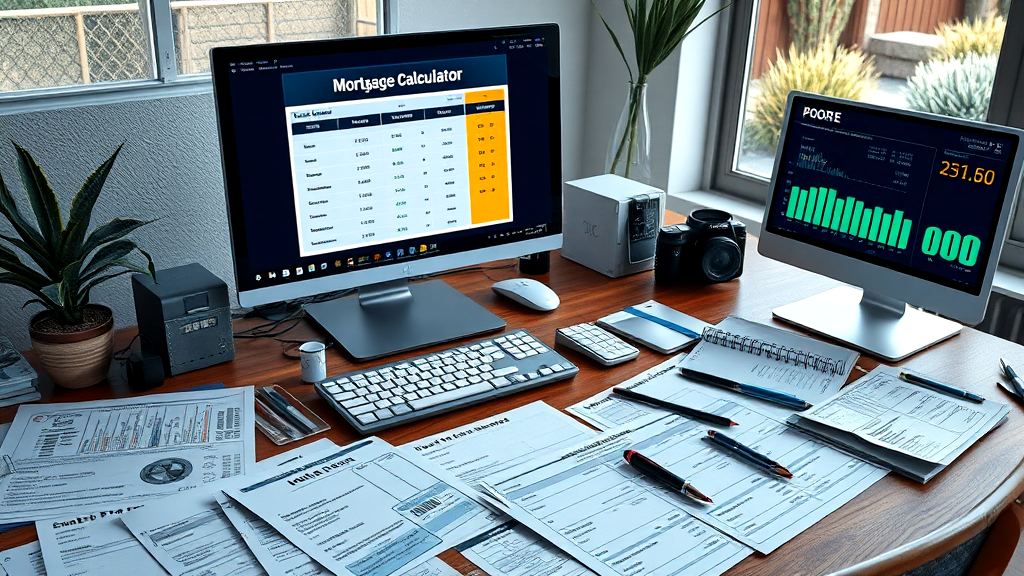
left=215, top=28, right=559, bottom=294
left=765, top=95, right=1019, bottom=296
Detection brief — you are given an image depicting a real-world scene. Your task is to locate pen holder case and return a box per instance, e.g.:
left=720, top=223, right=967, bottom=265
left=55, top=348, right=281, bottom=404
left=255, top=385, right=331, bottom=445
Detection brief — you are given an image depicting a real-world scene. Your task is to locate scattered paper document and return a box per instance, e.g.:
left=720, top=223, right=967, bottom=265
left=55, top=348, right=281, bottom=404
left=788, top=366, right=1009, bottom=482
left=216, top=493, right=328, bottom=576
left=396, top=558, right=460, bottom=576
left=123, top=439, right=342, bottom=576
left=121, top=490, right=267, bottom=576
left=456, top=522, right=591, bottom=576
left=400, top=401, right=595, bottom=487
left=678, top=316, right=859, bottom=405
left=226, top=437, right=493, bottom=576
left=0, top=387, right=256, bottom=523
left=481, top=414, right=752, bottom=576
left=36, top=504, right=168, bottom=576
left=0, top=541, right=45, bottom=576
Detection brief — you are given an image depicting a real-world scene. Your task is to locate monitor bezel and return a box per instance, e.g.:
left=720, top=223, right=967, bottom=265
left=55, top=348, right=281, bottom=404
left=210, top=24, right=562, bottom=308
left=759, top=91, right=1024, bottom=325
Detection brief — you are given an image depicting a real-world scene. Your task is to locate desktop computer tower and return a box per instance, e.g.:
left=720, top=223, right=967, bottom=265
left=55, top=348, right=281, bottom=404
left=132, top=263, right=235, bottom=376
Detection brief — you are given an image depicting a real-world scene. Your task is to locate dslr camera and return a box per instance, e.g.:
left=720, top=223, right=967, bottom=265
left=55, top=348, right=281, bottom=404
left=655, top=209, right=746, bottom=284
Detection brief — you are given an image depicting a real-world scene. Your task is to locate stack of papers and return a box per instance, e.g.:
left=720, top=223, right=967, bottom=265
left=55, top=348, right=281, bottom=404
left=0, top=336, right=40, bottom=408
left=0, top=344, right=998, bottom=576
left=787, top=366, right=1010, bottom=482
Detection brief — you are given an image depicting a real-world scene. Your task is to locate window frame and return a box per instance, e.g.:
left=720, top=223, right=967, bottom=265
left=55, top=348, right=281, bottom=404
left=708, top=0, right=1024, bottom=270
left=0, top=0, right=388, bottom=107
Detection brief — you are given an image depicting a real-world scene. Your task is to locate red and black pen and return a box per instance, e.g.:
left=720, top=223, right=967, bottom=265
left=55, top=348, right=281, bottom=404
left=623, top=449, right=713, bottom=504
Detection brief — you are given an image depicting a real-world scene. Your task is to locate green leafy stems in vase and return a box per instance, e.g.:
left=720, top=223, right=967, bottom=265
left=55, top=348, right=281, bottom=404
left=0, top=142, right=156, bottom=388
left=595, top=0, right=727, bottom=183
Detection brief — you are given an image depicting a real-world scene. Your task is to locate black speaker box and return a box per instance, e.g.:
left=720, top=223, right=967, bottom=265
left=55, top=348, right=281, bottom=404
left=132, top=263, right=235, bottom=376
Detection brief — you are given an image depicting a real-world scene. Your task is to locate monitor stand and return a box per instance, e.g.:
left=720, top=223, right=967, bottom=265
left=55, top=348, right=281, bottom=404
left=772, top=286, right=962, bottom=362
left=305, top=279, right=506, bottom=361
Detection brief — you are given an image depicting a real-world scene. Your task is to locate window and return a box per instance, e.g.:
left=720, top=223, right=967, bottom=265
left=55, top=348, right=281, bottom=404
left=711, top=0, right=1024, bottom=268
left=712, top=0, right=1021, bottom=201
left=0, top=0, right=381, bottom=94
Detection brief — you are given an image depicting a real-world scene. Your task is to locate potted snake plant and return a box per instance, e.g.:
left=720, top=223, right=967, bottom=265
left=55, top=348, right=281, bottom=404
left=0, top=143, right=155, bottom=388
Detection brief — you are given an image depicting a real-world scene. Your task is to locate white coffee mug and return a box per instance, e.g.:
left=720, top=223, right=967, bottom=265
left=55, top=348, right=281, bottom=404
left=299, top=341, right=327, bottom=383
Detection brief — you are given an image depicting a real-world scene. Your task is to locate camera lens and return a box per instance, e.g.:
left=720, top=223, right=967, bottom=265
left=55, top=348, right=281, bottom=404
left=702, top=237, right=742, bottom=282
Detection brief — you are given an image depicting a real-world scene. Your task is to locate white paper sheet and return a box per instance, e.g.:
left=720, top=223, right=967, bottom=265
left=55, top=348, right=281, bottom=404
left=678, top=316, right=858, bottom=405
left=400, top=401, right=596, bottom=487
left=481, top=414, right=751, bottom=576
left=399, top=402, right=596, bottom=576
left=456, top=522, right=591, bottom=576
left=488, top=407, right=887, bottom=567
left=226, top=437, right=493, bottom=576
left=397, top=558, right=459, bottom=576
left=0, top=387, right=256, bottom=523
left=567, top=355, right=795, bottom=429
left=797, top=366, right=1010, bottom=465
left=0, top=541, right=46, bottom=576
left=122, top=439, right=341, bottom=576
left=36, top=504, right=168, bottom=576
left=216, top=493, right=328, bottom=576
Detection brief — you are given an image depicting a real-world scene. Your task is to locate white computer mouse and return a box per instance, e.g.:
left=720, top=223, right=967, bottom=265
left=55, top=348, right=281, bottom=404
left=491, top=278, right=560, bottom=311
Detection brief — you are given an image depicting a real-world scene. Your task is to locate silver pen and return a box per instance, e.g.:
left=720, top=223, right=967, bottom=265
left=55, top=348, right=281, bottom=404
left=1000, top=359, right=1024, bottom=398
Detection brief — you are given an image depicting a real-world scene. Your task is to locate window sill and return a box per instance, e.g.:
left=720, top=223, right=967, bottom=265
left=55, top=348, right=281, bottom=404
left=0, top=77, right=213, bottom=116
left=670, top=189, right=1024, bottom=300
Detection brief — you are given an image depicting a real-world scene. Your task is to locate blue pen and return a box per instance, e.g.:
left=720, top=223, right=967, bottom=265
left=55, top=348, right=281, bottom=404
left=898, top=371, right=985, bottom=404
left=679, top=367, right=811, bottom=410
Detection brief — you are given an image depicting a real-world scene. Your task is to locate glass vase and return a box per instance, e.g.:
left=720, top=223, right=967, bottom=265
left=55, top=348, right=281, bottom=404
left=605, top=81, right=651, bottom=184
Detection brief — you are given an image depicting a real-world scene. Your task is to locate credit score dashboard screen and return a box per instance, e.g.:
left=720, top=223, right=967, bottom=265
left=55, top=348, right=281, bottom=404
left=766, top=94, right=1020, bottom=295
left=217, top=29, right=558, bottom=293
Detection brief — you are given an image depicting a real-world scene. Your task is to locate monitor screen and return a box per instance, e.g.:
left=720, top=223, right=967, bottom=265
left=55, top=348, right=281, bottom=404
left=211, top=25, right=561, bottom=307
left=764, top=93, right=1021, bottom=296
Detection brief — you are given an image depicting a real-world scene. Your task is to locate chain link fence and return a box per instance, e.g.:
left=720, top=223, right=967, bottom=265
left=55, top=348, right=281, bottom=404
left=0, top=0, right=375, bottom=92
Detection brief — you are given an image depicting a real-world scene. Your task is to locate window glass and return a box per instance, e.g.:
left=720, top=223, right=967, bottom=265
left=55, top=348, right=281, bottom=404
left=0, top=0, right=153, bottom=92
left=173, top=0, right=380, bottom=76
left=735, top=0, right=1013, bottom=181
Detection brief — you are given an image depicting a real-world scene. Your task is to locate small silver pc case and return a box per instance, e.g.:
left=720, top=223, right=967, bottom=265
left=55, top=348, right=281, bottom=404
left=561, top=174, right=665, bottom=277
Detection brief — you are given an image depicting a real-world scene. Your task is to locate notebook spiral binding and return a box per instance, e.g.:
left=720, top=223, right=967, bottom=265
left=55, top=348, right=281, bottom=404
left=700, top=326, right=847, bottom=376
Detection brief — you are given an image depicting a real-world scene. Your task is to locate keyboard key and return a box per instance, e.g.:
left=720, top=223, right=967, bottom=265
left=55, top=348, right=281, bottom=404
left=357, top=413, right=378, bottom=424
left=409, top=383, right=495, bottom=410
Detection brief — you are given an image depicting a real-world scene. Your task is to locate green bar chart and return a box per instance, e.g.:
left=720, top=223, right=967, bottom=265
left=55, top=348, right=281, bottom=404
left=785, top=186, right=911, bottom=249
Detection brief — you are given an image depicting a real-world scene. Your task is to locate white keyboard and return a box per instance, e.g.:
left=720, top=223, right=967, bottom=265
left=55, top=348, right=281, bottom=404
left=315, top=330, right=578, bottom=433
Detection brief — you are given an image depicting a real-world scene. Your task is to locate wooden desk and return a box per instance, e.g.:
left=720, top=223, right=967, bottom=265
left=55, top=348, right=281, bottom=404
left=3, top=237, right=1024, bottom=576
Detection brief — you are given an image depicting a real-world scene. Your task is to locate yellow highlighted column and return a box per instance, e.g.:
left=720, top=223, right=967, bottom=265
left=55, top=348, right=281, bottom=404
left=465, top=89, right=511, bottom=224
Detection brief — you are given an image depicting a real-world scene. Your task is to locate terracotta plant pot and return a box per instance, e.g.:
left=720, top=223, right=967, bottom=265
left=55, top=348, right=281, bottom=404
left=29, top=304, right=114, bottom=389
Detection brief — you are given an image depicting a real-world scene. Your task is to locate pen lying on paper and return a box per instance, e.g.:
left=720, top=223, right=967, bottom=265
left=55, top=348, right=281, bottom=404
left=1000, top=359, right=1024, bottom=398
left=623, top=449, right=712, bottom=503
left=254, top=397, right=302, bottom=439
left=611, top=387, right=738, bottom=426
left=703, top=430, right=793, bottom=478
left=678, top=367, right=811, bottom=410
left=897, top=371, right=985, bottom=403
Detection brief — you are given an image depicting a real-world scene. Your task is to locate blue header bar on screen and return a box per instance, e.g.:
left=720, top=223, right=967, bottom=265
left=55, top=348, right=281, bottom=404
left=281, top=55, right=509, bottom=107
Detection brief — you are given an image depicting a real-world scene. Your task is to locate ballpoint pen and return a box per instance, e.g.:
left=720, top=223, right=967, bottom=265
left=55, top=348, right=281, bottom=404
left=255, top=397, right=301, bottom=439
left=897, top=371, right=985, bottom=404
left=678, top=367, right=811, bottom=410
left=258, top=388, right=317, bottom=434
left=611, top=387, right=738, bottom=426
left=1000, top=359, right=1024, bottom=399
left=703, top=430, right=793, bottom=478
left=623, top=449, right=713, bottom=504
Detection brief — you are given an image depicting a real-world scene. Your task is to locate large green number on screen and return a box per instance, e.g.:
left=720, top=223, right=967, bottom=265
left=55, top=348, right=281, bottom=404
left=921, top=226, right=980, bottom=266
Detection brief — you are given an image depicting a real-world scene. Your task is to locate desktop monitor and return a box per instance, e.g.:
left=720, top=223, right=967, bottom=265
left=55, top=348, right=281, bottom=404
left=210, top=24, right=562, bottom=360
left=759, top=92, right=1024, bottom=361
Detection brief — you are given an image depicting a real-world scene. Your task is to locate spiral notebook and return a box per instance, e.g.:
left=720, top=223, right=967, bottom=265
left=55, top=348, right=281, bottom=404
left=677, top=316, right=860, bottom=406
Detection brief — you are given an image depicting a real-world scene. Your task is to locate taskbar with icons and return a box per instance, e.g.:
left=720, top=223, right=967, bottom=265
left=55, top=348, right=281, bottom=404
left=252, top=243, right=440, bottom=283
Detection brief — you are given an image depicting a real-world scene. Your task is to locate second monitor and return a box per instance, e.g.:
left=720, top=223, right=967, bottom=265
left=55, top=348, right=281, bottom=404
left=760, top=92, right=1024, bottom=361
left=211, top=25, right=563, bottom=360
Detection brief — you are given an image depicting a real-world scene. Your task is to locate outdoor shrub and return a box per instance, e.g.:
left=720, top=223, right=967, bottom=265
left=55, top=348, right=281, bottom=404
left=787, top=0, right=856, bottom=53
left=905, top=53, right=998, bottom=121
left=934, top=14, right=1005, bottom=60
left=746, top=43, right=877, bottom=152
